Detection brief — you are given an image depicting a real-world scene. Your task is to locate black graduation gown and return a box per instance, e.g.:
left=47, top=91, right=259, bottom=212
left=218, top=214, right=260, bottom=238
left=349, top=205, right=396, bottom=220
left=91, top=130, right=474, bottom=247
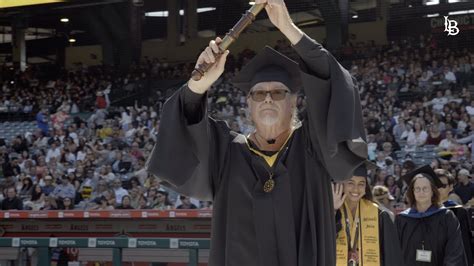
left=335, top=206, right=404, bottom=266
left=146, top=34, right=367, bottom=266
left=395, top=207, right=468, bottom=266
left=443, top=201, right=473, bottom=266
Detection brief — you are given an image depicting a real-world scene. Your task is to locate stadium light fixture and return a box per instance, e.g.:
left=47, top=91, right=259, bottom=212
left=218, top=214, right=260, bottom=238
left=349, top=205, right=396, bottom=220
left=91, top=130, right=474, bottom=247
left=352, top=15, right=358, bottom=18
left=425, top=0, right=439, bottom=5
left=426, top=13, right=440, bottom=17
left=146, top=7, right=216, bottom=17
left=249, top=1, right=255, bottom=5
left=60, top=18, right=69, bottom=23
left=68, top=38, right=76, bottom=43
left=448, top=9, right=474, bottom=15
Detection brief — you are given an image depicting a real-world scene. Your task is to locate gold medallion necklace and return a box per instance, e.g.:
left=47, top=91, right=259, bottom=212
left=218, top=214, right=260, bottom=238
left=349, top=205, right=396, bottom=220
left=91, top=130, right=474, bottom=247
left=252, top=133, right=276, bottom=193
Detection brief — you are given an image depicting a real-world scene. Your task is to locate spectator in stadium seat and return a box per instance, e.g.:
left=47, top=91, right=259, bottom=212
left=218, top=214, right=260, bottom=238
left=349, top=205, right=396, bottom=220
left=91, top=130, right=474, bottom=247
left=426, top=124, right=443, bottom=145
left=129, top=142, right=143, bottom=160
left=92, top=195, right=115, bottom=210
left=40, top=196, right=58, bottom=210
left=438, top=129, right=457, bottom=152
left=60, top=197, right=75, bottom=210
left=45, top=140, right=61, bottom=163
left=372, top=185, right=397, bottom=215
left=443, top=67, right=457, bottom=84
left=381, top=142, right=395, bottom=159
left=128, top=187, right=141, bottom=209
left=116, top=195, right=133, bottom=209
left=392, top=118, right=408, bottom=141
left=51, top=175, right=76, bottom=200
left=95, top=91, right=107, bottom=109
left=406, top=121, right=428, bottom=148
left=453, top=169, right=474, bottom=205
left=1, top=187, right=23, bottom=210
left=430, top=91, right=449, bottom=113
left=176, top=195, right=198, bottom=209
left=79, top=168, right=96, bottom=201
left=91, top=179, right=107, bottom=199
left=41, top=175, right=56, bottom=196
left=153, top=189, right=172, bottom=210
left=100, top=189, right=116, bottom=209
left=24, top=184, right=45, bottom=211
left=98, top=165, right=115, bottom=183
left=384, top=175, right=400, bottom=201
left=18, top=176, right=33, bottom=201
left=36, top=107, right=49, bottom=136
left=137, top=195, right=149, bottom=209
left=456, top=131, right=474, bottom=162
left=112, top=178, right=128, bottom=205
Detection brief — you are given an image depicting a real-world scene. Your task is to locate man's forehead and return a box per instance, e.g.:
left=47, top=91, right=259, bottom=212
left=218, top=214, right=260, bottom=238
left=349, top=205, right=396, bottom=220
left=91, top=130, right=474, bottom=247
left=250, top=81, right=289, bottom=92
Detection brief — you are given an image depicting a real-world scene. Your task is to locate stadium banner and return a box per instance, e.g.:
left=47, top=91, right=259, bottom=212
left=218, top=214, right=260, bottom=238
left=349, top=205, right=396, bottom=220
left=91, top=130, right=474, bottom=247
left=0, top=210, right=212, bottom=219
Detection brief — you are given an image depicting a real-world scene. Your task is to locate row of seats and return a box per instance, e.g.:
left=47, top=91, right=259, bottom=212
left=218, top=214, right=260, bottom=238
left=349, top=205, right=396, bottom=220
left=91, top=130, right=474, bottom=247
left=0, top=121, right=37, bottom=141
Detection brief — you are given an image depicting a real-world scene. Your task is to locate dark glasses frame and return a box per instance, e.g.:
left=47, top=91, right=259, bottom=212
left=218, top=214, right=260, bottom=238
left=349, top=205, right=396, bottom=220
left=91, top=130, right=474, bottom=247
left=248, top=89, right=290, bottom=102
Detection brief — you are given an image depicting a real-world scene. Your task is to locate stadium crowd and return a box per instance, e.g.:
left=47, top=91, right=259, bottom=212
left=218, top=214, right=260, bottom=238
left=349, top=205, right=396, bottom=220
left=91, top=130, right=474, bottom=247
left=0, top=33, right=473, bottom=212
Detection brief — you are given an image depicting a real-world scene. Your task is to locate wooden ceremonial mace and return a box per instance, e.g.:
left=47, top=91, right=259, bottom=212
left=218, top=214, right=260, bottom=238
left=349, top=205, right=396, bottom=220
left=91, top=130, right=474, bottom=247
left=191, top=3, right=266, bottom=81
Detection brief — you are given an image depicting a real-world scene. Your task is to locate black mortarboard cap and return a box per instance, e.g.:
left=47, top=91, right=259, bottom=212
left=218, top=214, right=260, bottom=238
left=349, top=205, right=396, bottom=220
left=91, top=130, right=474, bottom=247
left=353, top=160, right=378, bottom=177
left=401, top=164, right=444, bottom=188
left=232, top=46, right=302, bottom=93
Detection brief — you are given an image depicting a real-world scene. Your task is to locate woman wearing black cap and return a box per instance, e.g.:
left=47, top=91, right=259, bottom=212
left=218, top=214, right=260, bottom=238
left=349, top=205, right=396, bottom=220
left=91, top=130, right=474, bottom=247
left=333, top=162, right=403, bottom=266
left=395, top=165, right=467, bottom=266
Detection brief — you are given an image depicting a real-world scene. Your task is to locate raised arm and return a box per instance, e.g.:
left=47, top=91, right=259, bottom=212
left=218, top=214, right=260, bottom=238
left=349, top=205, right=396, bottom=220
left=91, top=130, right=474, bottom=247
left=146, top=39, right=230, bottom=200
left=255, top=0, right=330, bottom=78
left=256, top=1, right=365, bottom=180
left=456, top=134, right=474, bottom=144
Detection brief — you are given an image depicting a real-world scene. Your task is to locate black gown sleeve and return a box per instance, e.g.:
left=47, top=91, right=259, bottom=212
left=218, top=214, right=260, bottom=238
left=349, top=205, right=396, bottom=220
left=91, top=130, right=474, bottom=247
left=292, top=35, right=367, bottom=180
left=183, top=86, right=206, bottom=124
left=379, top=210, right=405, bottom=266
left=454, top=207, right=473, bottom=265
left=335, top=209, right=342, bottom=235
left=444, top=210, right=468, bottom=266
left=146, top=85, right=230, bottom=201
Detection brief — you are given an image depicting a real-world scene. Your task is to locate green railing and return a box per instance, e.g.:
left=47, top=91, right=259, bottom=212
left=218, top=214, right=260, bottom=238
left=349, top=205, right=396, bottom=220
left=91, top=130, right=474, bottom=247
left=0, top=237, right=210, bottom=266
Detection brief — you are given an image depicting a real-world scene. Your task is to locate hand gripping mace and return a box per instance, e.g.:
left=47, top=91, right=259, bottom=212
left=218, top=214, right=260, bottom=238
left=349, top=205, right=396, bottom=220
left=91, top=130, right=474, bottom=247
left=191, top=3, right=266, bottom=81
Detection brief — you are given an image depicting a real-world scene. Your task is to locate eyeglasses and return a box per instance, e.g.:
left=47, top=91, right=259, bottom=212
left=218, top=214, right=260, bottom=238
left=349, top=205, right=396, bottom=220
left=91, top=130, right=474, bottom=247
left=248, top=89, right=289, bottom=102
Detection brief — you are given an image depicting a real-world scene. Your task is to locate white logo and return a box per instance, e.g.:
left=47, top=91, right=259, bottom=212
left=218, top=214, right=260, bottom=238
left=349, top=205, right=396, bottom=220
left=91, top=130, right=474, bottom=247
left=444, top=16, right=459, bottom=36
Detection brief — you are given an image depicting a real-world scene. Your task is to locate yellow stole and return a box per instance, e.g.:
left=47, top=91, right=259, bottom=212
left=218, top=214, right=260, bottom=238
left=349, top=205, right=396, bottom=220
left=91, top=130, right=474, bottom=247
left=336, top=199, right=380, bottom=266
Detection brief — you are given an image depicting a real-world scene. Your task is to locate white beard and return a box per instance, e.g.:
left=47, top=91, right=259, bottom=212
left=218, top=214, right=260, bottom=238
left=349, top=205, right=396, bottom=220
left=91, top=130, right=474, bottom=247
left=259, top=113, right=279, bottom=126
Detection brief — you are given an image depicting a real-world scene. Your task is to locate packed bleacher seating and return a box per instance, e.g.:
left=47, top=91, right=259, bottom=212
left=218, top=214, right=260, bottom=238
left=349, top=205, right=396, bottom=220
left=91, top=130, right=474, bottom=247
left=0, top=34, right=473, bottom=212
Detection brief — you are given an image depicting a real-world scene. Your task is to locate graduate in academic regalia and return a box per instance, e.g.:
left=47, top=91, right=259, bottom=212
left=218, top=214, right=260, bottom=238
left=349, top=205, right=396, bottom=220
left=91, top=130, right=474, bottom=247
left=395, top=165, right=468, bottom=266
left=333, top=161, right=404, bottom=266
left=146, top=0, right=367, bottom=265
left=435, top=168, right=473, bottom=265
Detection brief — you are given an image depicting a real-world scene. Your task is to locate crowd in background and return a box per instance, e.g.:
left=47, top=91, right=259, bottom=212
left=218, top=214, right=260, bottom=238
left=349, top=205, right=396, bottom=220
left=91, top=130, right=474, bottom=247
left=0, top=33, right=473, bottom=212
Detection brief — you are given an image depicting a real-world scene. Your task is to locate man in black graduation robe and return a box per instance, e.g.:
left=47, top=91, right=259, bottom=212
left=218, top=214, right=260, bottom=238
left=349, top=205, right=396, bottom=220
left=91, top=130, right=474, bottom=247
left=146, top=0, right=367, bottom=265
